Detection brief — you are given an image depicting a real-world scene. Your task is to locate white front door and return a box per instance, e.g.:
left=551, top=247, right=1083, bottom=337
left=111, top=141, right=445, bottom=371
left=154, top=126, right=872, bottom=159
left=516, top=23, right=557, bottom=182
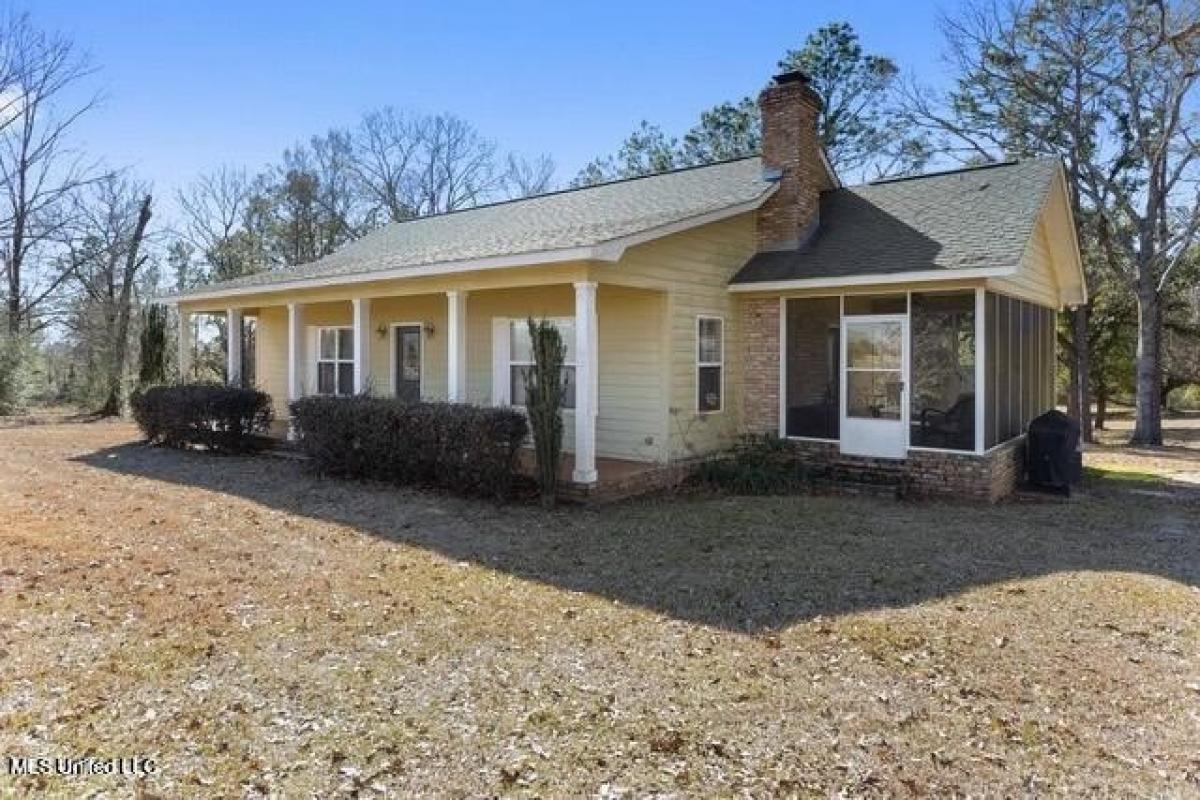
left=841, top=315, right=908, bottom=458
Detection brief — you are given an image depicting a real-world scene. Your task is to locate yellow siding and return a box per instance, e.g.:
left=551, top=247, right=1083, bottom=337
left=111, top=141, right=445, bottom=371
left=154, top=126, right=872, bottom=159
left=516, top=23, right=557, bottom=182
left=254, top=306, right=289, bottom=420
left=368, top=295, right=448, bottom=399
left=603, top=212, right=758, bottom=459
left=988, top=218, right=1061, bottom=308
left=597, top=286, right=668, bottom=461
left=239, top=283, right=668, bottom=462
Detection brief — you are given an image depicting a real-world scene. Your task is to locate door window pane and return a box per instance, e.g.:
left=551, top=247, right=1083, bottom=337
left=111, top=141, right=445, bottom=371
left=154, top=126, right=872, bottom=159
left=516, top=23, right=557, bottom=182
left=847, top=371, right=902, bottom=419
left=400, top=335, right=420, bottom=381
left=847, top=323, right=901, bottom=369
left=911, top=291, right=976, bottom=450
left=395, top=327, right=421, bottom=402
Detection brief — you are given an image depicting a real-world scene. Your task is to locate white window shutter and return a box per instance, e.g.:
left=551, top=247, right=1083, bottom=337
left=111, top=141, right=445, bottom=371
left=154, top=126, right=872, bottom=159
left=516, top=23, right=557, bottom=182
left=492, top=318, right=510, bottom=406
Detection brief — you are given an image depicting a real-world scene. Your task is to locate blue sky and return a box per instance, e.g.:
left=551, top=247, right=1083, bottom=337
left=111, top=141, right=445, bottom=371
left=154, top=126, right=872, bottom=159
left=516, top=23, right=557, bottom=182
left=32, top=1, right=954, bottom=221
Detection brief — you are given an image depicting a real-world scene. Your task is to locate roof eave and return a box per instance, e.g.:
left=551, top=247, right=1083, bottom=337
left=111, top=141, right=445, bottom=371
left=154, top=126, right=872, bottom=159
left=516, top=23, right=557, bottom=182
left=162, top=190, right=775, bottom=306
left=727, top=265, right=1018, bottom=293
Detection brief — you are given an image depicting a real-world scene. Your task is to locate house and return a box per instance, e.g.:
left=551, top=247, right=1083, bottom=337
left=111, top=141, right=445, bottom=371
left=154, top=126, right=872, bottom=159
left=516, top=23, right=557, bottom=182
left=167, top=70, right=1085, bottom=501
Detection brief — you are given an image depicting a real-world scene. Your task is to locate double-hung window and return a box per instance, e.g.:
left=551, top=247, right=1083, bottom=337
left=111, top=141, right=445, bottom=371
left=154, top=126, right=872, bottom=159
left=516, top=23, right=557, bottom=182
left=697, top=316, right=724, bottom=413
left=316, top=327, right=355, bottom=396
left=508, top=318, right=576, bottom=409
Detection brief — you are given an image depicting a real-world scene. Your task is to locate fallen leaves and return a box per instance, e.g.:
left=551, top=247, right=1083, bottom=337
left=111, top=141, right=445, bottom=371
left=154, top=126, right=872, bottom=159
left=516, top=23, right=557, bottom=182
left=0, top=420, right=1197, bottom=797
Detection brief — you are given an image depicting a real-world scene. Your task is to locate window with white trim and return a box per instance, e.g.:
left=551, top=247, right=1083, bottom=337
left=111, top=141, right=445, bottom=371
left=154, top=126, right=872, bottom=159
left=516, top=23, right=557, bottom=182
left=697, top=316, right=723, bottom=413
left=508, top=318, right=576, bottom=409
left=316, top=327, right=355, bottom=396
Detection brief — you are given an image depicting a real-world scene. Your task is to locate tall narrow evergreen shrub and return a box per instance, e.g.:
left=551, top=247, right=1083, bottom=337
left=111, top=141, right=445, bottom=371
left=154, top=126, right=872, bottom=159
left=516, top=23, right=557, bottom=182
left=524, top=318, right=566, bottom=508
left=138, top=304, right=170, bottom=387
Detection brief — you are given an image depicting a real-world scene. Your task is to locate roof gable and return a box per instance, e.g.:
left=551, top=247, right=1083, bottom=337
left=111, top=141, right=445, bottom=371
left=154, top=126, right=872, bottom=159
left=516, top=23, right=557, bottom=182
left=730, top=159, right=1076, bottom=297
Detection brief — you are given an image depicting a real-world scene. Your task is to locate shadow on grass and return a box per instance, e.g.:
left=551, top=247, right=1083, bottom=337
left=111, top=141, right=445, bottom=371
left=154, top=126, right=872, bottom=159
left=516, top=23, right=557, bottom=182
left=75, top=442, right=1200, bottom=633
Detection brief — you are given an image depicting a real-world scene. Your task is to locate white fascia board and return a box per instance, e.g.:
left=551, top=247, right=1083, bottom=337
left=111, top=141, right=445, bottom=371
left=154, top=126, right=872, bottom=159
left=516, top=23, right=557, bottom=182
left=727, top=265, right=1016, bottom=293
left=1053, top=166, right=1089, bottom=307
left=161, top=245, right=607, bottom=305
left=163, top=192, right=774, bottom=306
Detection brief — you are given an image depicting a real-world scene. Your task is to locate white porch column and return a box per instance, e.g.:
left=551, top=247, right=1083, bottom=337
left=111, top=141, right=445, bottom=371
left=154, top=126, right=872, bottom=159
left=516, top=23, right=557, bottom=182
left=573, top=281, right=598, bottom=484
left=352, top=297, right=371, bottom=394
left=287, top=302, right=305, bottom=401
left=225, top=307, right=243, bottom=387
left=974, top=287, right=986, bottom=453
left=447, top=290, right=468, bottom=402
left=177, top=308, right=193, bottom=384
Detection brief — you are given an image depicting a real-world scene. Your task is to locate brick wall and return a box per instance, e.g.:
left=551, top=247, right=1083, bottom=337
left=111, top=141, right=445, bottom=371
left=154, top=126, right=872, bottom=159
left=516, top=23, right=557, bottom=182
left=786, top=437, right=1026, bottom=503
left=741, top=296, right=780, bottom=434
left=757, top=74, right=824, bottom=251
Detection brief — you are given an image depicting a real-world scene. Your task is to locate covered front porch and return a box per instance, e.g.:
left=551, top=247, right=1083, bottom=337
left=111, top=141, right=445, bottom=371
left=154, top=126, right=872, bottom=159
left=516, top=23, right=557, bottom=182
left=178, top=274, right=669, bottom=488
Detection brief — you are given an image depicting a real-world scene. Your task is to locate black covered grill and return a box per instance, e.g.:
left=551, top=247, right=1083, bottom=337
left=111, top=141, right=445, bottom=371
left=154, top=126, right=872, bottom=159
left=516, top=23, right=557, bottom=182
left=1024, top=410, right=1082, bottom=493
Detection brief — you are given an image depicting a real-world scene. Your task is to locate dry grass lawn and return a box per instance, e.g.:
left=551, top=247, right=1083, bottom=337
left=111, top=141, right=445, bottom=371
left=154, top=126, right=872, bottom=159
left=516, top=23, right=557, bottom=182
left=1, top=417, right=1198, bottom=797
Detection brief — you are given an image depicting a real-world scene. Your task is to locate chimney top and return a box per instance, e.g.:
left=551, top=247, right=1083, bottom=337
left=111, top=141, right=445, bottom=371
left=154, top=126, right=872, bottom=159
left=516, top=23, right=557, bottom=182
left=772, top=70, right=812, bottom=86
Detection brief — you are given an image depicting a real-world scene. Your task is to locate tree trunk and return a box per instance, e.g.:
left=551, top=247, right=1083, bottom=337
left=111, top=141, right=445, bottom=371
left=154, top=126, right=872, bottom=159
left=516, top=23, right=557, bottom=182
left=1067, top=305, right=1093, bottom=443
left=99, top=195, right=153, bottom=417
left=1095, top=383, right=1107, bottom=430
left=5, top=275, right=18, bottom=335
left=1131, top=282, right=1163, bottom=446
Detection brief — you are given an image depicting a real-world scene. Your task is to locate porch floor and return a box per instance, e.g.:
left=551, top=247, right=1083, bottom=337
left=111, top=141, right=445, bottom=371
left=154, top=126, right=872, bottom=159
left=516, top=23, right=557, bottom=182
left=516, top=450, right=664, bottom=496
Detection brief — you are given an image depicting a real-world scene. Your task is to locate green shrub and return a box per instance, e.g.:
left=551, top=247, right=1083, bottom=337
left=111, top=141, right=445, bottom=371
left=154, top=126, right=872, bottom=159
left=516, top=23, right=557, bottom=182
left=694, top=435, right=816, bottom=495
left=524, top=318, right=566, bottom=508
left=289, top=396, right=529, bottom=500
left=131, top=383, right=274, bottom=453
left=1168, top=384, right=1200, bottom=411
left=138, top=304, right=170, bottom=387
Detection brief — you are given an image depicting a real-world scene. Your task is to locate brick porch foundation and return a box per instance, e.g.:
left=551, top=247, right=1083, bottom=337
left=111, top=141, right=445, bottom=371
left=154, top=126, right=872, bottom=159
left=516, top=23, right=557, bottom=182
left=787, top=437, right=1025, bottom=503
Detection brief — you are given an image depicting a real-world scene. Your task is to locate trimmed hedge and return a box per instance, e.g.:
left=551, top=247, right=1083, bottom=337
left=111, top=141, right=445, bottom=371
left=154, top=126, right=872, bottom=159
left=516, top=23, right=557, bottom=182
left=289, top=396, right=529, bottom=499
left=131, top=384, right=274, bottom=453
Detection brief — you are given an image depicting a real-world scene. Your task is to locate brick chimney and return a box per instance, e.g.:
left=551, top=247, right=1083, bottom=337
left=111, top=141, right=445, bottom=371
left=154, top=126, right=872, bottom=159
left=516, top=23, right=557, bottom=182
left=756, top=71, right=825, bottom=251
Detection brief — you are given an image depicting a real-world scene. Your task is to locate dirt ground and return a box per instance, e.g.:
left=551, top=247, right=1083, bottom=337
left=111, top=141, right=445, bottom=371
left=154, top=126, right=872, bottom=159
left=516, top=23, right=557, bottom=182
left=1, top=418, right=1198, bottom=797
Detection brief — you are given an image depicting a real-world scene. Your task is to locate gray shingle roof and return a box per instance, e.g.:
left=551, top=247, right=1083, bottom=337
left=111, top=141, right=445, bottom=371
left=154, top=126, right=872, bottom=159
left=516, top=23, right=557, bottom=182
left=176, top=156, right=773, bottom=296
left=730, top=158, right=1060, bottom=285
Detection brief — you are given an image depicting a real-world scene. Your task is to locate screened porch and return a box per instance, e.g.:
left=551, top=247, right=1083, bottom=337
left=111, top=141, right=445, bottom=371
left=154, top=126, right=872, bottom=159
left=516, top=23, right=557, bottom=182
left=781, top=289, right=1056, bottom=459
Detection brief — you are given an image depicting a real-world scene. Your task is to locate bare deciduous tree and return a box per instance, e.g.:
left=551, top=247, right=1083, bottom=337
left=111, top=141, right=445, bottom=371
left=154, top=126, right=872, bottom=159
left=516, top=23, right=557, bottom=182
left=901, top=0, right=1200, bottom=445
left=502, top=153, right=556, bottom=198
left=413, top=113, right=500, bottom=215
left=352, top=107, right=424, bottom=223
left=176, top=166, right=259, bottom=280
left=0, top=12, right=103, bottom=335
left=66, top=175, right=153, bottom=415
